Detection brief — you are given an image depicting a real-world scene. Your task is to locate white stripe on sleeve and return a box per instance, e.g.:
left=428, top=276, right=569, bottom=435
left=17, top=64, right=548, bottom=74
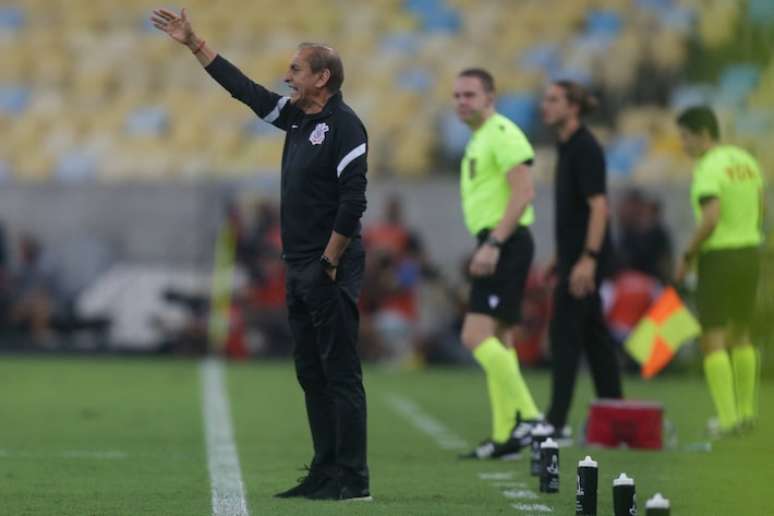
left=336, top=143, right=367, bottom=177
left=263, top=96, right=290, bottom=123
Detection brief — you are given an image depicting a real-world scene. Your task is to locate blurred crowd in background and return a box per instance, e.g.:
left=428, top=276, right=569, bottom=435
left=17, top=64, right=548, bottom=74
left=1, top=1, right=773, bottom=368
left=1, top=188, right=770, bottom=372
left=182, top=191, right=679, bottom=367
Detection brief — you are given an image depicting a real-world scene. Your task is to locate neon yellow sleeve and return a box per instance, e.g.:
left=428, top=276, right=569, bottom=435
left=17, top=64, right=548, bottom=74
left=693, top=158, right=722, bottom=199
left=492, top=125, right=535, bottom=173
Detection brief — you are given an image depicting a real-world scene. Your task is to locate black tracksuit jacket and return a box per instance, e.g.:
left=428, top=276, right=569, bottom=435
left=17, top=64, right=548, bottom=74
left=206, top=55, right=368, bottom=263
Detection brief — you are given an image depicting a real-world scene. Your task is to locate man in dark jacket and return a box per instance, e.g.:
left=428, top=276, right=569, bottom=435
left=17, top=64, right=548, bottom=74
left=151, top=8, right=371, bottom=501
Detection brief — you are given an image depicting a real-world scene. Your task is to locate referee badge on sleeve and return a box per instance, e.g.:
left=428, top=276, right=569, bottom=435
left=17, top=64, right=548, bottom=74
left=309, top=122, right=329, bottom=145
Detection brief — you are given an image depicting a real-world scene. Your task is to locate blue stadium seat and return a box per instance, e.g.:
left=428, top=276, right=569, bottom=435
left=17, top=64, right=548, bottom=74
left=421, top=9, right=461, bottom=33
left=396, top=68, right=433, bottom=92
left=0, top=6, right=25, bottom=30
left=55, top=149, right=99, bottom=182
left=748, top=0, right=774, bottom=24
left=669, top=83, right=716, bottom=110
left=0, top=85, right=30, bottom=116
left=635, top=0, right=674, bottom=13
left=438, top=109, right=471, bottom=157
left=403, top=0, right=461, bottom=34
left=585, top=10, right=622, bottom=39
left=125, top=107, right=169, bottom=136
left=380, top=32, right=421, bottom=55
left=496, top=93, right=537, bottom=136
left=520, top=43, right=562, bottom=76
left=0, top=160, right=10, bottom=183
left=551, top=67, right=593, bottom=86
left=716, top=64, right=760, bottom=106
left=606, top=136, right=648, bottom=179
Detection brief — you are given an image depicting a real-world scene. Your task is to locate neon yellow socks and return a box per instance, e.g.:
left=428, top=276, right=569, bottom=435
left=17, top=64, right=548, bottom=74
left=508, top=348, right=540, bottom=420
left=703, top=350, right=739, bottom=431
left=473, top=337, right=538, bottom=442
left=731, top=345, right=758, bottom=422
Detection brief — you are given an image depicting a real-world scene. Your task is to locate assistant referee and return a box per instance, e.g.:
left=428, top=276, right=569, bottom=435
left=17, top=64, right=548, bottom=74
left=151, top=8, right=372, bottom=501
left=675, top=106, right=765, bottom=435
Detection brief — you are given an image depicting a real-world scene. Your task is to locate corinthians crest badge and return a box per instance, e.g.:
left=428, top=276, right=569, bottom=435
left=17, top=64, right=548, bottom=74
left=309, top=122, right=329, bottom=145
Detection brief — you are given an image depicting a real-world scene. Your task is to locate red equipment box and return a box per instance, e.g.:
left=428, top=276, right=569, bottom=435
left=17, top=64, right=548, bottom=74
left=585, top=399, right=663, bottom=450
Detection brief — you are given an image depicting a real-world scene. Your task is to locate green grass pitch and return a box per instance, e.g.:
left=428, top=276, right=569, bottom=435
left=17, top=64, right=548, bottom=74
left=0, top=356, right=770, bottom=515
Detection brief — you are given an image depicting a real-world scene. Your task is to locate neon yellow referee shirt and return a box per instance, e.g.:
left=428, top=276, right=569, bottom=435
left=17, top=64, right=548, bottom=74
left=691, top=144, right=765, bottom=252
left=460, top=113, right=535, bottom=237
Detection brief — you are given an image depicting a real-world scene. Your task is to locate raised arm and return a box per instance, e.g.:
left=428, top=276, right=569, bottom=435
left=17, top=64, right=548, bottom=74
left=150, top=8, right=296, bottom=130
left=150, top=8, right=215, bottom=66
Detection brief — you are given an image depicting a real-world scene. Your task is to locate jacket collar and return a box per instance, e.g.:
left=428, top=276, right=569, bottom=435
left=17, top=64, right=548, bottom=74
left=306, top=92, right=342, bottom=121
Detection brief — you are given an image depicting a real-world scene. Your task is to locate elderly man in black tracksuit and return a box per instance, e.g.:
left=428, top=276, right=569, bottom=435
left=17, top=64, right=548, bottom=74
left=151, top=8, right=371, bottom=502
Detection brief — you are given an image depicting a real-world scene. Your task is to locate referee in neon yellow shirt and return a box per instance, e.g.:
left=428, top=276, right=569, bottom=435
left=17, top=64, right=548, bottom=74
left=676, top=106, right=765, bottom=435
left=452, top=68, right=542, bottom=459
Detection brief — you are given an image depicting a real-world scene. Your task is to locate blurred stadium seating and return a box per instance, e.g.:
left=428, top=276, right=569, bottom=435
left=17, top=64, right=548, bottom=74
left=0, top=0, right=771, bottom=181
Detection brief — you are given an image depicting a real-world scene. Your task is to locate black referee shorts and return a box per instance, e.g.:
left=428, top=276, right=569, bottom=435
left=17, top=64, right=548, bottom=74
left=696, top=246, right=760, bottom=330
left=468, top=226, right=533, bottom=325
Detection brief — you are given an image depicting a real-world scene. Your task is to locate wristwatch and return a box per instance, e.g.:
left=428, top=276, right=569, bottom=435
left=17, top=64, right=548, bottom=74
left=583, top=248, right=600, bottom=260
left=484, top=235, right=504, bottom=249
left=320, top=255, right=338, bottom=271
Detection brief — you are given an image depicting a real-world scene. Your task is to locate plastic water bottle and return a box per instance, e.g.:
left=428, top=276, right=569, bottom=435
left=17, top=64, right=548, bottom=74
left=530, top=423, right=551, bottom=477
left=613, top=473, right=637, bottom=516
left=539, top=437, right=559, bottom=493
left=645, top=493, right=670, bottom=515
left=575, top=455, right=598, bottom=515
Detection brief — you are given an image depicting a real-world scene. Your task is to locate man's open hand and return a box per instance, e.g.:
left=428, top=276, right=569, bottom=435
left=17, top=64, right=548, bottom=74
left=150, top=8, right=194, bottom=46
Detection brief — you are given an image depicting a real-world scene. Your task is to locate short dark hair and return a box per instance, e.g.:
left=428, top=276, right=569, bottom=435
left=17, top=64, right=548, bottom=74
left=676, top=106, right=719, bottom=140
left=298, top=42, right=344, bottom=94
left=553, top=80, right=598, bottom=116
left=458, top=68, right=496, bottom=94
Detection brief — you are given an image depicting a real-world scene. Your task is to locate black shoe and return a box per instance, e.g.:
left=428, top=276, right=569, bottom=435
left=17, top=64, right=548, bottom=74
left=307, top=476, right=373, bottom=501
left=458, top=438, right=523, bottom=460
left=510, top=412, right=543, bottom=448
left=274, top=466, right=330, bottom=498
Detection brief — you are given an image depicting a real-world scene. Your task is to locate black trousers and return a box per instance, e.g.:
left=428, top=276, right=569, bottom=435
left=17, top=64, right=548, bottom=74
left=546, top=280, right=623, bottom=429
left=285, top=242, right=368, bottom=487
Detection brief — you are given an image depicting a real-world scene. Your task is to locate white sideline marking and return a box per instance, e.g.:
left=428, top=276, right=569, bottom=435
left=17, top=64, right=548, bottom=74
left=385, top=394, right=469, bottom=450
left=512, top=503, right=553, bottom=512
left=503, top=489, right=538, bottom=500
left=202, top=359, right=249, bottom=516
left=492, top=481, right=528, bottom=489
left=478, top=472, right=513, bottom=481
left=61, top=450, right=128, bottom=459
left=0, top=449, right=128, bottom=460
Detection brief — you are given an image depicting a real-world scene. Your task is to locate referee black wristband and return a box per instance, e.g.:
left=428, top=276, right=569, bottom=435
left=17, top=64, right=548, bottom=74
left=583, top=248, right=600, bottom=260
left=484, top=235, right=504, bottom=249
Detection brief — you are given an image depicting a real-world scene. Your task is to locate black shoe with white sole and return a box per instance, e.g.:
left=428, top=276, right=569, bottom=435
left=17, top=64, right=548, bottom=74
left=510, top=412, right=543, bottom=448
left=459, top=437, right=524, bottom=460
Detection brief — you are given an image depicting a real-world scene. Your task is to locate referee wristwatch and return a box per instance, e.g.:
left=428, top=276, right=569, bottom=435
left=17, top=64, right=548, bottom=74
left=484, top=235, right=504, bottom=249
left=320, top=255, right=338, bottom=271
